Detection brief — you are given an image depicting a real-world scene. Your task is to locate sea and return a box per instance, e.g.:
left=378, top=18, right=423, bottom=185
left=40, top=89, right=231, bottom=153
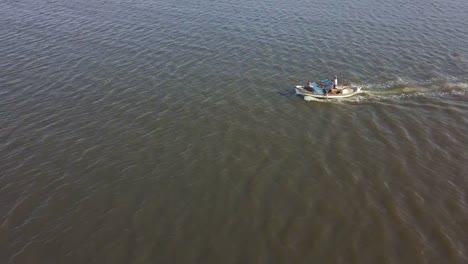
left=1, top=0, right=467, bottom=263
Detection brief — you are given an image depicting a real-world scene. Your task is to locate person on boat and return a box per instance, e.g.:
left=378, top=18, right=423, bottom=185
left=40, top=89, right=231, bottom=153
left=329, top=75, right=340, bottom=95
left=304, top=81, right=312, bottom=91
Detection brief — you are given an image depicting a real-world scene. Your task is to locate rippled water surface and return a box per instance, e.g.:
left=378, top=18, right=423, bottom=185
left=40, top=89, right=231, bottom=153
left=1, top=0, right=467, bottom=263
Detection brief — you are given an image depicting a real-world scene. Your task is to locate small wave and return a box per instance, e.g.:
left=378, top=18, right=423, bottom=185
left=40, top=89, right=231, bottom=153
left=345, top=79, right=468, bottom=102
left=358, top=75, right=468, bottom=90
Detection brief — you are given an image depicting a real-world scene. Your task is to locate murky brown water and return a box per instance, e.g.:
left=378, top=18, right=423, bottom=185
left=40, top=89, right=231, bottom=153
left=1, top=0, right=467, bottom=263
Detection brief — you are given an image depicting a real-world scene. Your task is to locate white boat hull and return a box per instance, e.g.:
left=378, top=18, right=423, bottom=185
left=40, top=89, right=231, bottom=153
left=295, top=85, right=362, bottom=99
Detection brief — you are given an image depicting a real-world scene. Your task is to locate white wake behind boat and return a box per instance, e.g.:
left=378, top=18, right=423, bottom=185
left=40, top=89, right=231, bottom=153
left=295, top=79, right=362, bottom=99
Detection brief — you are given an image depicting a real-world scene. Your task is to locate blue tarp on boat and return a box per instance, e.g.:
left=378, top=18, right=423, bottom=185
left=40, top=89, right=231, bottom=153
left=311, top=79, right=334, bottom=94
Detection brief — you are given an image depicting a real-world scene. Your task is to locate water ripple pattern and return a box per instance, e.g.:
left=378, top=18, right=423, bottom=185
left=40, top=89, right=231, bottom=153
left=1, top=0, right=467, bottom=263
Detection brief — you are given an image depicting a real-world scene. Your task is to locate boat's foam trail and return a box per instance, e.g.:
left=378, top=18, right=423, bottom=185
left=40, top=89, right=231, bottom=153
left=353, top=78, right=468, bottom=100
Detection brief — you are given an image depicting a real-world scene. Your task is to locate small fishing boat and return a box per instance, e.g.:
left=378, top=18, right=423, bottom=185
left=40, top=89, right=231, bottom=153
left=295, top=78, right=362, bottom=99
